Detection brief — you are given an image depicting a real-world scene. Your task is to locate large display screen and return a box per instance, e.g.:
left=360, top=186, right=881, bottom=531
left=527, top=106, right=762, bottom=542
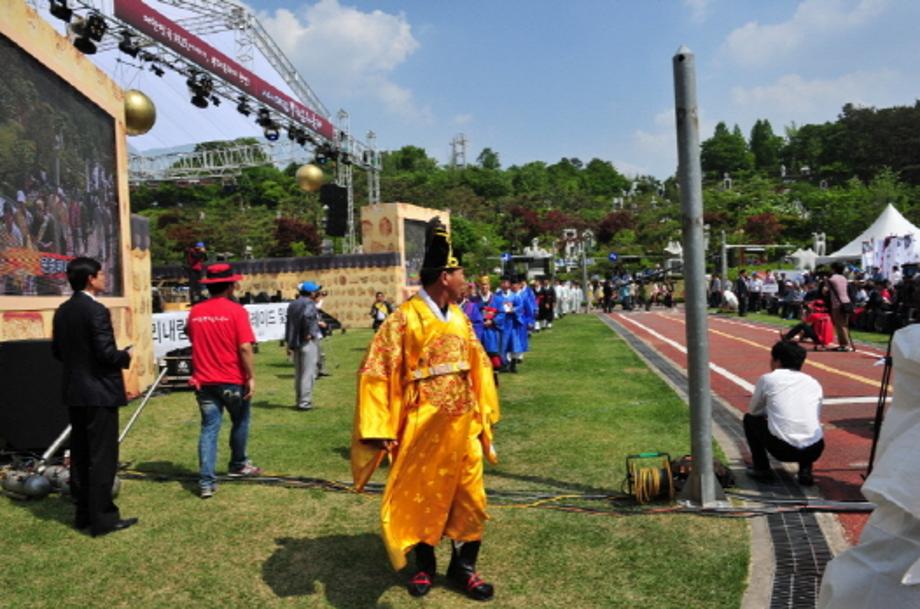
left=0, top=33, right=122, bottom=296
left=403, top=219, right=427, bottom=286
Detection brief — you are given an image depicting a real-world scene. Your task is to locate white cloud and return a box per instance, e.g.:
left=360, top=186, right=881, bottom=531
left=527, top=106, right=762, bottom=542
left=452, top=113, right=474, bottom=126
left=731, top=69, right=901, bottom=121
left=613, top=160, right=650, bottom=178
left=722, top=0, right=888, bottom=67
left=257, top=0, right=426, bottom=121
left=683, top=0, right=713, bottom=24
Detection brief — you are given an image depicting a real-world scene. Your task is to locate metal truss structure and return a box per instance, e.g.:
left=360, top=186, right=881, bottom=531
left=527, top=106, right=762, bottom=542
left=49, top=0, right=383, bottom=250
left=128, top=140, right=309, bottom=184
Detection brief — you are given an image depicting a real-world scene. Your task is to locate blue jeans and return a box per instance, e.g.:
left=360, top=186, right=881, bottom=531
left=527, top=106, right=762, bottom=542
left=196, top=384, right=251, bottom=489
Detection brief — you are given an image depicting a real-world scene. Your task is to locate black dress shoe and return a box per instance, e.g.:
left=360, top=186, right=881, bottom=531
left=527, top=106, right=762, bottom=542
left=91, top=517, right=138, bottom=537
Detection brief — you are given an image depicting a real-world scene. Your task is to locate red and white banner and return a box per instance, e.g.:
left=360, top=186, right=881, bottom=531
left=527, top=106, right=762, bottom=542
left=0, top=248, right=73, bottom=278
left=114, top=0, right=334, bottom=140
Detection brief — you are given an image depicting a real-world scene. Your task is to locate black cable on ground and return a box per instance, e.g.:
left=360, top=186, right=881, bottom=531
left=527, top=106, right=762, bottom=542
left=116, top=470, right=875, bottom=516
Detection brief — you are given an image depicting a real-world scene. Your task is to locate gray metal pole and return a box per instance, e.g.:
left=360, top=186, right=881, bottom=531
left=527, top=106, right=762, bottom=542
left=119, top=367, right=168, bottom=444
left=673, top=46, right=722, bottom=506
left=721, top=230, right=728, bottom=295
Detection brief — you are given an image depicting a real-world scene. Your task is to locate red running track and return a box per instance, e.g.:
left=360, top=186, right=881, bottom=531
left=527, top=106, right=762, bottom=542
left=610, top=309, right=887, bottom=543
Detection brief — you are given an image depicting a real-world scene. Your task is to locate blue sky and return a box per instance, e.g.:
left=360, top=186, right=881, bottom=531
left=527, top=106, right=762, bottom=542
left=52, top=0, right=920, bottom=179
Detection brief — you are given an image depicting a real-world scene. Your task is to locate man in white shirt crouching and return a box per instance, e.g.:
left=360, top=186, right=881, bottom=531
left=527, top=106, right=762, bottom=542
left=744, top=340, right=825, bottom=486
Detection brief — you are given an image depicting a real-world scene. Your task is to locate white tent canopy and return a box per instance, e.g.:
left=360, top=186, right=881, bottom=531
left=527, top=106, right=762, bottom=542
left=824, top=203, right=920, bottom=260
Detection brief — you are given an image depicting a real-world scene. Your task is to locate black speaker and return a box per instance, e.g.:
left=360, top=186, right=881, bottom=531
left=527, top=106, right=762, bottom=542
left=321, top=184, right=348, bottom=237
left=0, top=339, right=69, bottom=451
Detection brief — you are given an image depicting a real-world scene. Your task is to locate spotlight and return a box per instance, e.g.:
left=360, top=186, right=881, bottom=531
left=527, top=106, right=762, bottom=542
left=314, top=144, right=336, bottom=165
left=118, top=31, right=140, bottom=58
left=210, top=95, right=221, bottom=107
left=263, top=125, right=280, bottom=141
left=68, top=17, right=95, bottom=54
left=85, top=12, right=107, bottom=41
left=186, top=72, right=214, bottom=109
left=50, top=0, right=72, bottom=22
left=150, top=64, right=164, bottom=77
left=69, top=13, right=107, bottom=55
left=256, top=108, right=272, bottom=127
left=236, top=96, right=252, bottom=116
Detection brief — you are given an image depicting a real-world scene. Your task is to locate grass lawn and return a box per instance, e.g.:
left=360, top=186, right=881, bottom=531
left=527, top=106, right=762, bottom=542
left=1, top=315, right=748, bottom=609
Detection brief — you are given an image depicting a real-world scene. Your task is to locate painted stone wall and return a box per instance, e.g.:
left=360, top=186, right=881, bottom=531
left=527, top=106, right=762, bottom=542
left=360, top=203, right=450, bottom=302
left=237, top=264, right=404, bottom=330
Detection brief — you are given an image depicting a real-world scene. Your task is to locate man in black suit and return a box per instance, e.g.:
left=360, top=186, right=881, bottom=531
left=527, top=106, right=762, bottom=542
left=735, top=269, right=750, bottom=317
left=52, top=257, right=136, bottom=536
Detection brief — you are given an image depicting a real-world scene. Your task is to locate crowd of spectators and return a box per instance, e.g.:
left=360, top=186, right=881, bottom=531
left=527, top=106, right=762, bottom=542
left=712, top=262, right=920, bottom=340
left=1, top=167, right=118, bottom=295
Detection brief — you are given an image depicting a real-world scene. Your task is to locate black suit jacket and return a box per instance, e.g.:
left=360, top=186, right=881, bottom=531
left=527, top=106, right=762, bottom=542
left=52, top=292, right=131, bottom=407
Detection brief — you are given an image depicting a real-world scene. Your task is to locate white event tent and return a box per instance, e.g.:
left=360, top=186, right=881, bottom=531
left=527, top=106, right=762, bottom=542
left=820, top=203, right=920, bottom=261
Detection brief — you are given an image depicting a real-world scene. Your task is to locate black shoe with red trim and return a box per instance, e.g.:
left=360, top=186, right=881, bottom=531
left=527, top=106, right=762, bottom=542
left=451, top=570, right=494, bottom=601
left=407, top=571, right=433, bottom=597
left=447, top=541, right=494, bottom=601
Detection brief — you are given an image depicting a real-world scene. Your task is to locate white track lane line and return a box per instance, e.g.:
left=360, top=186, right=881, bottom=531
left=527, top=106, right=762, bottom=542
left=614, top=313, right=755, bottom=394
left=615, top=314, right=886, bottom=406
left=708, top=315, right=885, bottom=357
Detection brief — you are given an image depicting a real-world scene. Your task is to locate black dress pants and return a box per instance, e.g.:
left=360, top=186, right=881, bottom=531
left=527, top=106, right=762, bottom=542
left=69, top=406, right=120, bottom=533
left=743, top=413, right=824, bottom=472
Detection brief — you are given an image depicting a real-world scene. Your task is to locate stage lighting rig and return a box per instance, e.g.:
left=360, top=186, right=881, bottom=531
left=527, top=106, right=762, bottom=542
left=254, top=108, right=280, bottom=141
left=236, top=96, right=252, bottom=116
left=255, top=108, right=273, bottom=127
left=263, top=125, right=280, bottom=141
left=186, top=72, right=214, bottom=109
left=210, top=96, right=221, bottom=107
left=50, top=0, right=72, bottom=23
left=149, top=64, right=165, bottom=77
left=287, top=125, right=308, bottom=143
left=69, top=13, right=107, bottom=55
left=118, top=31, right=140, bottom=58
left=314, top=144, right=334, bottom=165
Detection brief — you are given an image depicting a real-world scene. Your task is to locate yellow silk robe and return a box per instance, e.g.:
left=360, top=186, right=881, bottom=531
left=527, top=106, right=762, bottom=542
left=351, top=295, right=500, bottom=570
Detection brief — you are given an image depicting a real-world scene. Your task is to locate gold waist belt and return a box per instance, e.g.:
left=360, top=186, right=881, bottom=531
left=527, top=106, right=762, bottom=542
left=409, top=361, right=470, bottom=381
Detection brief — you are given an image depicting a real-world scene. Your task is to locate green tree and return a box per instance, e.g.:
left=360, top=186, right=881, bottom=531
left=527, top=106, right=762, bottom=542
left=476, top=147, right=501, bottom=170
left=749, top=119, right=783, bottom=174
left=582, top=158, right=630, bottom=197
left=701, top=122, right=754, bottom=180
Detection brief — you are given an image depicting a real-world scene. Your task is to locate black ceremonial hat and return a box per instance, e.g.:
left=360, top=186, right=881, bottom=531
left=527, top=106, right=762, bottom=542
left=421, top=217, right=461, bottom=272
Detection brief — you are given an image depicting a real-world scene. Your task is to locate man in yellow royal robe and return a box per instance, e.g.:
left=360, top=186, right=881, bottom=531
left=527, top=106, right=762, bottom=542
left=351, top=217, right=500, bottom=601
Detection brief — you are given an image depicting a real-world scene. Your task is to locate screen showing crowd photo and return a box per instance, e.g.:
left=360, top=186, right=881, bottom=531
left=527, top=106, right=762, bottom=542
left=0, top=33, right=122, bottom=297
left=403, top=219, right=427, bottom=287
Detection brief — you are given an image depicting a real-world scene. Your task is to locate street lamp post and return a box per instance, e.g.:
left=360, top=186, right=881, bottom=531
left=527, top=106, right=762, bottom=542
left=673, top=46, right=722, bottom=507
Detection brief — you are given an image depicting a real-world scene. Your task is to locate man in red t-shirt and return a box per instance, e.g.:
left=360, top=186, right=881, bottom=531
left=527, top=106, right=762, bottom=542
left=186, top=263, right=261, bottom=498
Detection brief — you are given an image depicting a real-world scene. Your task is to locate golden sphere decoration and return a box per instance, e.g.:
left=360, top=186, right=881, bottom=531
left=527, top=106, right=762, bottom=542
left=296, top=163, right=324, bottom=192
left=124, top=89, right=156, bottom=136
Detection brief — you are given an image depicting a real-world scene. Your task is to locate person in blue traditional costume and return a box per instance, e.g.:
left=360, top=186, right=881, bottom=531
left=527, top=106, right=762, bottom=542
left=460, top=282, right=485, bottom=343
left=514, top=276, right=535, bottom=364
left=494, top=276, right=525, bottom=373
left=473, top=275, right=503, bottom=370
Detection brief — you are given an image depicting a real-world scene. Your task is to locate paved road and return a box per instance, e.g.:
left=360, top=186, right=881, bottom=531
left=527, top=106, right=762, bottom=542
left=609, top=309, right=887, bottom=543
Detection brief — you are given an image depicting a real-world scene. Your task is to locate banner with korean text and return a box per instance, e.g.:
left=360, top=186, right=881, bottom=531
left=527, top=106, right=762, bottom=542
left=152, top=303, right=289, bottom=358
